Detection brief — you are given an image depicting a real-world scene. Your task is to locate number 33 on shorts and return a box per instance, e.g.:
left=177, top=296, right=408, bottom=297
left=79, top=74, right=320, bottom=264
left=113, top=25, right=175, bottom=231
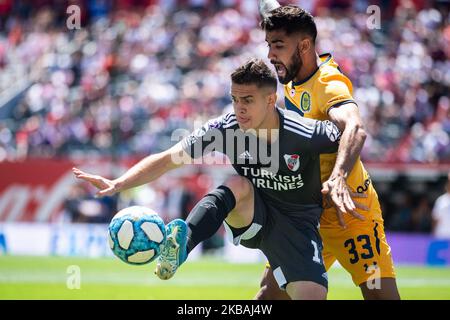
left=320, top=219, right=396, bottom=286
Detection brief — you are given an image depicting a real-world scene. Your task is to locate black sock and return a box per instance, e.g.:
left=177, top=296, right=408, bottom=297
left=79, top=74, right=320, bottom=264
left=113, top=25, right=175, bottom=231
left=186, top=185, right=236, bottom=254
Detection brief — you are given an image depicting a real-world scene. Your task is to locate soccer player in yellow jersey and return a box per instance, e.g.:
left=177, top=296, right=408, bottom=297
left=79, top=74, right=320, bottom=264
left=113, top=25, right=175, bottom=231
left=256, top=3, right=400, bottom=299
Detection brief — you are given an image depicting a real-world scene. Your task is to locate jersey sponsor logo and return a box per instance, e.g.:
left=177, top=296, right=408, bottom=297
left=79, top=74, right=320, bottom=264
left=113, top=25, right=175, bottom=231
left=300, top=91, right=311, bottom=113
left=283, top=154, right=300, bottom=172
left=324, top=121, right=340, bottom=142
left=357, top=176, right=372, bottom=193
left=242, top=167, right=305, bottom=191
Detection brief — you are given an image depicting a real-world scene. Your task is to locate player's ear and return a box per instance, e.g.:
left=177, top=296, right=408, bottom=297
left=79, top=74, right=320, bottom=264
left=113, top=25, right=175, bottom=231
left=298, top=38, right=311, bottom=55
left=266, top=92, right=277, bottom=107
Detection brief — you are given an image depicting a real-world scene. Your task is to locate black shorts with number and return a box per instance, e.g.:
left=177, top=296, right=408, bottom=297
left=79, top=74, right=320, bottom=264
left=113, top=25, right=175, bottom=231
left=223, top=188, right=328, bottom=290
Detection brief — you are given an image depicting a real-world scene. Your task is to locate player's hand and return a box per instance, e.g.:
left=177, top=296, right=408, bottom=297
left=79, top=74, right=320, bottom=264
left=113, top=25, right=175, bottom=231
left=322, top=175, right=368, bottom=228
left=72, top=167, right=119, bottom=198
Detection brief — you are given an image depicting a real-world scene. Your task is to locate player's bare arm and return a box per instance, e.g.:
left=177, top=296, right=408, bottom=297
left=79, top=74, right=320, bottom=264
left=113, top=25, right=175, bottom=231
left=72, top=142, right=187, bottom=197
left=323, top=102, right=368, bottom=226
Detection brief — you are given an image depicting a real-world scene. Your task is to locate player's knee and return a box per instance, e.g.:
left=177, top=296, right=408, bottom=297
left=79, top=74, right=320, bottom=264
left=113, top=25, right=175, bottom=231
left=224, top=175, right=252, bottom=203
left=256, top=283, right=288, bottom=300
left=360, top=278, right=400, bottom=300
left=360, top=287, right=386, bottom=300
left=254, top=285, right=272, bottom=300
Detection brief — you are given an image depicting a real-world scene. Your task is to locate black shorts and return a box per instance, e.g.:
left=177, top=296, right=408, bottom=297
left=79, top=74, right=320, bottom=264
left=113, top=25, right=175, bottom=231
left=223, top=188, right=328, bottom=290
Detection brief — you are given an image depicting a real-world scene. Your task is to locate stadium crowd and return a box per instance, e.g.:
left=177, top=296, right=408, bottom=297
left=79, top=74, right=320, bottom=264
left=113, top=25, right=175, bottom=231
left=0, top=0, right=449, bottom=232
left=0, top=0, right=449, bottom=163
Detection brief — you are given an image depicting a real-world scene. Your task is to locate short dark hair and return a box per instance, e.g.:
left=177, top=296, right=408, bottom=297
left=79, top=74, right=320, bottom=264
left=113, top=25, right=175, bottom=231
left=231, top=59, right=277, bottom=91
left=261, top=5, right=317, bottom=43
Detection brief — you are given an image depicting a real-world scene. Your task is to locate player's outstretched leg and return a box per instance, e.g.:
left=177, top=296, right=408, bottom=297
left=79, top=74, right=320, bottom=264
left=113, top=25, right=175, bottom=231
left=155, top=176, right=252, bottom=280
left=155, top=219, right=188, bottom=280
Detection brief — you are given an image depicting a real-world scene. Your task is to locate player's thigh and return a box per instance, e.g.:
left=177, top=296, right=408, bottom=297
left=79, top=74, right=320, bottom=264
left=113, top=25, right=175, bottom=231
left=322, top=247, right=337, bottom=271
left=286, top=281, right=327, bottom=300
left=321, top=218, right=396, bottom=287
left=255, top=248, right=335, bottom=300
left=257, top=211, right=328, bottom=293
left=223, top=175, right=254, bottom=228
left=254, top=264, right=291, bottom=300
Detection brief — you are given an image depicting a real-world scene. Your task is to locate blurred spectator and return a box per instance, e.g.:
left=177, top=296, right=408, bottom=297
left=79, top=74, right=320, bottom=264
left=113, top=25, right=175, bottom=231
left=432, top=173, right=450, bottom=238
left=166, top=181, right=197, bottom=221
left=410, top=196, right=432, bottom=233
left=63, top=183, right=86, bottom=222
left=63, top=182, right=117, bottom=223
left=387, top=193, right=414, bottom=231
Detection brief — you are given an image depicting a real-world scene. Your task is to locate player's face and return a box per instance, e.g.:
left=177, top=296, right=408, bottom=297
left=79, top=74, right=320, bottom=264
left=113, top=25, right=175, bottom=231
left=265, top=30, right=303, bottom=85
left=230, top=83, right=273, bottom=131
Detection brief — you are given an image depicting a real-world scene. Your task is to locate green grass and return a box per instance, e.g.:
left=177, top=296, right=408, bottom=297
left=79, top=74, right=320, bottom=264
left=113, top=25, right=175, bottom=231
left=0, top=255, right=449, bottom=299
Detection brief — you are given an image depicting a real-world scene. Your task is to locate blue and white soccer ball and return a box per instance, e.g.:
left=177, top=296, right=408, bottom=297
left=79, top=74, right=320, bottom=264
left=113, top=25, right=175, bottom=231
left=108, top=206, right=166, bottom=265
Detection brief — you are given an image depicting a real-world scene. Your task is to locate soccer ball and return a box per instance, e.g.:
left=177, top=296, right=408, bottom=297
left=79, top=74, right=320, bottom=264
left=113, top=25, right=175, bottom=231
left=108, top=206, right=166, bottom=265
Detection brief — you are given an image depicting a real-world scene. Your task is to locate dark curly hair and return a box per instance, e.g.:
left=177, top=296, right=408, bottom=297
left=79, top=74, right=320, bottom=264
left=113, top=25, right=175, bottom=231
left=261, top=5, right=317, bottom=43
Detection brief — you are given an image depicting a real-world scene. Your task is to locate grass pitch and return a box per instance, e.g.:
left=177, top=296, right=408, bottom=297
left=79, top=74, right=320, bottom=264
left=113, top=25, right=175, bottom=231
left=0, top=255, right=449, bottom=300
